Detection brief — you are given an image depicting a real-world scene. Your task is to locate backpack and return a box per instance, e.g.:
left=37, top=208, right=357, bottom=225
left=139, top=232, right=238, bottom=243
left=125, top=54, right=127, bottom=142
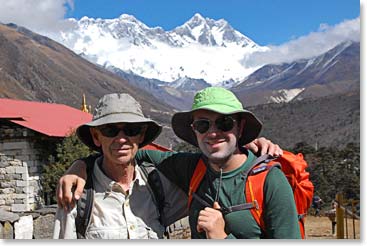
left=188, top=150, right=314, bottom=239
left=74, top=154, right=166, bottom=239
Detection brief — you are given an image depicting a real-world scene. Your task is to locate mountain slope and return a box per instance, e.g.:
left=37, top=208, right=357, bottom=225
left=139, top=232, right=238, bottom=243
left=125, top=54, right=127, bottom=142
left=232, top=41, right=360, bottom=106
left=252, top=91, right=360, bottom=149
left=107, top=65, right=211, bottom=110
left=0, top=23, right=177, bottom=145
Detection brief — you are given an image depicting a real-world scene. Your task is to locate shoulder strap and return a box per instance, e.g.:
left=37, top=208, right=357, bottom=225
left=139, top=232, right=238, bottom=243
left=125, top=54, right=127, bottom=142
left=245, top=155, right=281, bottom=235
left=187, top=155, right=275, bottom=209
left=75, top=154, right=97, bottom=238
left=138, top=162, right=165, bottom=225
left=188, top=158, right=207, bottom=208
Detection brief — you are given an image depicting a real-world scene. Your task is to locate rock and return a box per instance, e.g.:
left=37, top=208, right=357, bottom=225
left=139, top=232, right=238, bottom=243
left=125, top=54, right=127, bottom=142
left=14, top=215, right=33, bottom=239
left=0, top=209, right=19, bottom=223
left=2, top=221, right=14, bottom=239
left=33, top=214, right=55, bottom=239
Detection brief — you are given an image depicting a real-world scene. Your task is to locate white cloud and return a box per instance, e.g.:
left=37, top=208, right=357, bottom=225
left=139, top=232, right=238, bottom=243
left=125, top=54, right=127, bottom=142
left=0, top=0, right=74, bottom=32
left=243, top=17, right=360, bottom=67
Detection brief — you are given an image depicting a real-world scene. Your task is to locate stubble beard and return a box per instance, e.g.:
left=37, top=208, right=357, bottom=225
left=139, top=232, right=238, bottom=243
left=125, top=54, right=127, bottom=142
left=200, top=140, right=237, bottom=168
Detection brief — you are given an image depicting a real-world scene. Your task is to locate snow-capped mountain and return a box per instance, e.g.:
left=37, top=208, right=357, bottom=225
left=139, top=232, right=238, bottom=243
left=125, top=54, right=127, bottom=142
left=52, top=13, right=267, bottom=86
left=232, top=41, right=359, bottom=106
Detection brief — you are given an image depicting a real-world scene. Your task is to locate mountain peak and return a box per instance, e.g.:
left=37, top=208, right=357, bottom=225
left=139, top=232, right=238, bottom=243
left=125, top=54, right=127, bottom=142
left=55, top=13, right=263, bottom=84
left=185, top=13, right=207, bottom=29
left=119, top=14, right=139, bottom=22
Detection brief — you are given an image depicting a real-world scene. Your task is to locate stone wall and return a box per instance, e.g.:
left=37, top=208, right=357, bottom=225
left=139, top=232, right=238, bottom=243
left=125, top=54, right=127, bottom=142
left=0, top=206, right=56, bottom=239
left=0, top=207, right=191, bottom=239
left=0, top=123, right=45, bottom=212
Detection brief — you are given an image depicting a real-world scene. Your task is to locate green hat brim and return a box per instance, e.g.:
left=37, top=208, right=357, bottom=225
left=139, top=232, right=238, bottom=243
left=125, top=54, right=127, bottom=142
left=171, top=108, right=262, bottom=147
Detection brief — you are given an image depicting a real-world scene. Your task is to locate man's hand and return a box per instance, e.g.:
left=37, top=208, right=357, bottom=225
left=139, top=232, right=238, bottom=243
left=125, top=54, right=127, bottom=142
left=196, top=202, right=227, bottom=239
left=245, top=137, right=283, bottom=157
left=56, top=160, right=87, bottom=211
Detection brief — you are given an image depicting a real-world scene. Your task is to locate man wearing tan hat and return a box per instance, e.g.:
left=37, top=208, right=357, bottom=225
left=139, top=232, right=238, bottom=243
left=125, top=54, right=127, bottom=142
left=57, top=88, right=297, bottom=239
left=53, top=93, right=187, bottom=239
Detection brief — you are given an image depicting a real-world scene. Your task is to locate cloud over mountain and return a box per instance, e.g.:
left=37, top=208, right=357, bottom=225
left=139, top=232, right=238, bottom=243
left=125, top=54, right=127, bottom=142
left=243, top=17, right=360, bottom=67
left=0, top=1, right=360, bottom=86
left=0, top=0, right=74, bottom=33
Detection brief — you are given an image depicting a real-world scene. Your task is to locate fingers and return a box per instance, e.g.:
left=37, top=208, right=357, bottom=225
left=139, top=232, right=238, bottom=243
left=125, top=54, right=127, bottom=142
left=56, top=183, right=64, bottom=209
left=271, top=144, right=283, bottom=157
left=245, top=142, right=259, bottom=154
left=247, top=137, right=283, bottom=157
left=196, top=206, right=226, bottom=239
left=213, top=201, right=221, bottom=209
left=56, top=177, right=72, bottom=211
left=74, top=178, right=86, bottom=200
left=61, top=176, right=75, bottom=212
left=56, top=174, right=84, bottom=212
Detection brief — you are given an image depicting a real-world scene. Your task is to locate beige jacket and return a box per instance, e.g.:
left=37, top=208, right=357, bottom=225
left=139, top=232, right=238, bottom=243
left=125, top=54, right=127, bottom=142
left=53, top=156, right=187, bottom=239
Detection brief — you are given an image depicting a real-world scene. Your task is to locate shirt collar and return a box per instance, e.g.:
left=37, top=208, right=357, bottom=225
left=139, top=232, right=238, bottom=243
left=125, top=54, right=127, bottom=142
left=93, top=156, right=145, bottom=194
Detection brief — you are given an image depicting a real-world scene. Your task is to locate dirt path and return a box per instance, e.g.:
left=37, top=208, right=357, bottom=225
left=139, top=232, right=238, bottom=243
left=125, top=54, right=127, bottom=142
left=305, top=215, right=360, bottom=239
left=168, top=215, right=360, bottom=239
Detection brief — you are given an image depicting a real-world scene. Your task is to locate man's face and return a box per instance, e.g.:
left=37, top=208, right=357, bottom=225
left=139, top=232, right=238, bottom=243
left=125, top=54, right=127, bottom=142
left=192, top=110, right=243, bottom=165
left=90, top=123, right=146, bottom=166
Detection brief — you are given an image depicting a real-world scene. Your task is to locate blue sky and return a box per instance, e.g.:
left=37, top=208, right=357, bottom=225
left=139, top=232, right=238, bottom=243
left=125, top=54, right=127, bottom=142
left=65, top=0, right=359, bottom=45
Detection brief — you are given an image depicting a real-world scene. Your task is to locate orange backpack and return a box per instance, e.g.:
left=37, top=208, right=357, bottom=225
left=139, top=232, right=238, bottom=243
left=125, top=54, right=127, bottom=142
left=188, top=150, right=314, bottom=239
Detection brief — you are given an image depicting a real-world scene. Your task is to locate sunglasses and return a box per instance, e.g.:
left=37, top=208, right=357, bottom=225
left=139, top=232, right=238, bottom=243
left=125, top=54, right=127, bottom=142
left=97, top=124, right=145, bottom=138
left=191, top=115, right=237, bottom=134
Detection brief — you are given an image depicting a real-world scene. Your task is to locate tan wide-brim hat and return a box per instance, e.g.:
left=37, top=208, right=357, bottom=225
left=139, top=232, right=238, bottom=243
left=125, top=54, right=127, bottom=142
left=77, top=93, right=162, bottom=152
left=172, top=87, right=262, bottom=147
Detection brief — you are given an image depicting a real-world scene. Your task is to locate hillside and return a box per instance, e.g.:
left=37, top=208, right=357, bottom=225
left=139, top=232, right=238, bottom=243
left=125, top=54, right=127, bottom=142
left=233, top=41, right=359, bottom=106
left=0, top=23, right=177, bottom=146
left=251, top=91, right=360, bottom=149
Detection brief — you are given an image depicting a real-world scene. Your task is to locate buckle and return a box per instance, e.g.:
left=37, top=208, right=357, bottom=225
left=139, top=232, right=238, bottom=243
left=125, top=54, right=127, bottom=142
left=252, top=200, right=259, bottom=210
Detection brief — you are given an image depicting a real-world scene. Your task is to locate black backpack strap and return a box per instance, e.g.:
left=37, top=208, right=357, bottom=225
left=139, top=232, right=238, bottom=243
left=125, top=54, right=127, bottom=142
left=138, top=161, right=165, bottom=225
left=75, top=154, right=98, bottom=238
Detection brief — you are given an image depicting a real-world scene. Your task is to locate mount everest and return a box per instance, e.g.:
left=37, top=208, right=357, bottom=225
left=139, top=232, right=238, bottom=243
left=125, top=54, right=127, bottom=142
left=51, top=13, right=268, bottom=86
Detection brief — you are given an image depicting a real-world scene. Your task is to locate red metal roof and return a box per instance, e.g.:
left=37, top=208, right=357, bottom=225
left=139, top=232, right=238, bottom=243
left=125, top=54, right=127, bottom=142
left=0, top=98, right=92, bottom=137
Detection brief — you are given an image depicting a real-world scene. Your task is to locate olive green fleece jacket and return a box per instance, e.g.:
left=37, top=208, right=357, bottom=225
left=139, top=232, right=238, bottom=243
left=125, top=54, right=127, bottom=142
left=135, top=148, right=301, bottom=239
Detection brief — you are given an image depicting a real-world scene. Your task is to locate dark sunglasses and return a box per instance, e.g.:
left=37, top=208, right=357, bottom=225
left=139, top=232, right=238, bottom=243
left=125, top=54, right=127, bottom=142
left=97, top=124, right=144, bottom=138
left=191, top=115, right=236, bottom=134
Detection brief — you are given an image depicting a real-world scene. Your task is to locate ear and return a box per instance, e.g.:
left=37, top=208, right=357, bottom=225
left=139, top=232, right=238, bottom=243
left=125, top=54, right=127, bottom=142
left=138, top=126, right=147, bottom=144
left=239, top=118, right=246, bottom=137
left=90, top=128, right=102, bottom=147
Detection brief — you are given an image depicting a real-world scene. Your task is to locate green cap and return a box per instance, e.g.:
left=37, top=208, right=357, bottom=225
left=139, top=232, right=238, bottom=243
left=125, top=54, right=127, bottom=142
left=191, top=87, right=245, bottom=113
left=171, top=87, right=263, bottom=147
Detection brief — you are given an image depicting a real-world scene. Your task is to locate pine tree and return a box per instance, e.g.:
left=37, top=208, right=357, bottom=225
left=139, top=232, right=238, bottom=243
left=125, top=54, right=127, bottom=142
left=41, top=133, right=94, bottom=204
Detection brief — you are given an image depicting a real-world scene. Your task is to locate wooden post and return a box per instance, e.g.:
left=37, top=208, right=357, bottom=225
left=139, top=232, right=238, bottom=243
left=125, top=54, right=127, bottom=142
left=345, top=203, right=348, bottom=239
left=336, top=193, right=344, bottom=239
left=352, top=200, right=356, bottom=239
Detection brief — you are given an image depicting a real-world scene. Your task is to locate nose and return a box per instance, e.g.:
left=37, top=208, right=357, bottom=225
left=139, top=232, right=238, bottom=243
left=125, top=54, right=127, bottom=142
left=206, top=123, right=220, bottom=135
left=114, top=129, right=129, bottom=142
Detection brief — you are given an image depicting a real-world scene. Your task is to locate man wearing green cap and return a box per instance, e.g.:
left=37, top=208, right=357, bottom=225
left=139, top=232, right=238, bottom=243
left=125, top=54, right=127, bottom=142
left=58, top=87, right=299, bottom=239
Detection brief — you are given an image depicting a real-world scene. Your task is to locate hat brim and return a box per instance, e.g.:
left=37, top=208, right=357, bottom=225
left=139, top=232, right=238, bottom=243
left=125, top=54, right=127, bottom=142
left=171, top=108, right=262, bottom=147
left=76, top=113, right=162, bottom=152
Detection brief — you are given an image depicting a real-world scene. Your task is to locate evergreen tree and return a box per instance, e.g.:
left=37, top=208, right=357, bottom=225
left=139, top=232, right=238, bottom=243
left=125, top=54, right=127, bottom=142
left=41, top=133, right=94, bottom=204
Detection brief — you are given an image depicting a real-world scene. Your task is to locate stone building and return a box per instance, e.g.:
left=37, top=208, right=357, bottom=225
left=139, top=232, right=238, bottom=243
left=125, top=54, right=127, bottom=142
left=0, top=98, right=92, bottom=212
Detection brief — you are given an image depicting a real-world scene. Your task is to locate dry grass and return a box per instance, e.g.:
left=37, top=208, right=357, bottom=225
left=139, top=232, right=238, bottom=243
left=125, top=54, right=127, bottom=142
left=305, top=215, right=360, bottom=240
